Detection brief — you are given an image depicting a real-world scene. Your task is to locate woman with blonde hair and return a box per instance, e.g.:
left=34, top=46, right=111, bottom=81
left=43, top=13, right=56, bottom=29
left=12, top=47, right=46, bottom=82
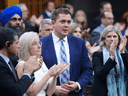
left=16, top=32, right=70, bottom=96
left=74, top=10, right=87, bottom=29
left=69, top=23, right=82, bottom=38
left=90, top=25, right=128, bottom=96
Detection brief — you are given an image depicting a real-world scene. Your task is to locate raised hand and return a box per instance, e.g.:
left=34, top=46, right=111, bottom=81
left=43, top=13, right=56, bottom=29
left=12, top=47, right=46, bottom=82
left=109, top=41, right=117, bottom=60
left=119, top=36, right=127, bottom=53
left=89, top=43, right=100, bottom=58
left=47, top=64, right=62, bottom=77
left=57, top=63, right=70, bottom=74
left=24, top=56, right=42, bottom=75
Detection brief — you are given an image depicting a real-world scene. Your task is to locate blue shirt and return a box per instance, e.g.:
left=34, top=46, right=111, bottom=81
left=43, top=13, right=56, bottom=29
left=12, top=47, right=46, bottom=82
left=91, top=24, right=106, bottom=45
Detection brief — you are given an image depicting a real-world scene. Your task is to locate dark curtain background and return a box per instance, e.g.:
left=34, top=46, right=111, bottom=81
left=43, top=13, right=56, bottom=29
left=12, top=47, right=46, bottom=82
left=65, top=0, right=128, bottom=28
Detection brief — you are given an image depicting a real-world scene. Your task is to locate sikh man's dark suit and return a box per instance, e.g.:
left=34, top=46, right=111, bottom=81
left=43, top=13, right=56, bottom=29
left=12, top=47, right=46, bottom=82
left=0, top=56, right=33, bottom=96
left=40, top=33, right=92, bottom=96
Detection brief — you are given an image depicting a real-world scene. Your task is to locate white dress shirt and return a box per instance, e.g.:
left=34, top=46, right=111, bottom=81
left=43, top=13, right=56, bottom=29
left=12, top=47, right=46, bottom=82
left=52, top=32, right=81, bottom=91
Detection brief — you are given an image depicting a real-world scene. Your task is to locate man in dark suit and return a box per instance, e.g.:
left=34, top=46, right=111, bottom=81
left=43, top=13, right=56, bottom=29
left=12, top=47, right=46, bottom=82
left=0, top=27, right=41, bottom=96
left=38, top=0, right=55, bottom=19
left=90, top=1, right=112, bottom=34
left=40, top=8, right=92, bottom=96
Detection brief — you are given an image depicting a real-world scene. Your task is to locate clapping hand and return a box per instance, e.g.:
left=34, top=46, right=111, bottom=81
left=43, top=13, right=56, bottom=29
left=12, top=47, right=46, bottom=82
left=89, top=43, right=100, bottom=58
left=119, top=36, right=127, bottom=53
left=57, top=63, right=70, bottom=74
left=109, top=41, right=117, bottom=60
left=47, top=64, right=61, bottom=77
left=47, top=63, right=70, bottom=77
left=24, top=56, right=43, bottom=75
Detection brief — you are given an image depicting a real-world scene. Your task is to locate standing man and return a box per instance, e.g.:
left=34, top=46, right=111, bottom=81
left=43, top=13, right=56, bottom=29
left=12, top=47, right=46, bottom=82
left=38, top=0, right=55, bottom=19
left=0, top=27, right=42, bottom=96
left=90, top=1, right=112, bottom=33
left=40, top=8, right=92, bottom=96
left=39, top=19, right=53, bottom=38
left=91, top=10, right=114, bottom=45
left=17, top=3, right=41, bottom=32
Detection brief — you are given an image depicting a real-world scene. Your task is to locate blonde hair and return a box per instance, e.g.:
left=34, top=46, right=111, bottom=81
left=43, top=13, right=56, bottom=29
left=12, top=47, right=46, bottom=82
left=74, top=10, right=87, bottom=28
left=69, top=23, right=82, bottom=35
left=18, top=32, right=38, bottom=61
left=100, top=25, right=123, bottom=48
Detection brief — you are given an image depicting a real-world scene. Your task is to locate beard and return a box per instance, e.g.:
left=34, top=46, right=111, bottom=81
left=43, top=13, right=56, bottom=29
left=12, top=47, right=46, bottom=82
left=6, top=22, right=25, bottom=38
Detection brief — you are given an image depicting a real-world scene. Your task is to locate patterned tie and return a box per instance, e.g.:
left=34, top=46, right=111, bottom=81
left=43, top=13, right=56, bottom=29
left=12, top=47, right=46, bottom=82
left=8, top=60, right=18, bottom=82
left=60, top=39, right=69, bottom=84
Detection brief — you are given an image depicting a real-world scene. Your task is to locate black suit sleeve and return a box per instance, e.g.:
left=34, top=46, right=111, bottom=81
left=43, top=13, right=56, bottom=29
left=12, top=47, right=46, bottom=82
left=92, top=51, right=117, bottom=80
left=0, top=62, right=32, bottom=96
left=121, top=53, right=128, bottom=73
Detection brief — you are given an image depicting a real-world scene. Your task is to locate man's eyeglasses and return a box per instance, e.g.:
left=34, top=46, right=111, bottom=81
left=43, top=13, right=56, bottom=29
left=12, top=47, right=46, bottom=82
left=105, top=17, right=114, bottom=21
left=10, top=18, right=22, bottom=22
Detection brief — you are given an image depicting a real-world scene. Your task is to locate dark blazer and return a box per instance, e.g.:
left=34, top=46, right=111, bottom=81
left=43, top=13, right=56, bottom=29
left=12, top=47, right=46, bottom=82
left=90, top=15, right=101, bottom=34
left=40, top=33, right=92, bottom=96
left=38, top=11, right=51, bottom=19
left=0, top=56, right=32, bottom=96
left=90, top=51, right=128, bottom=96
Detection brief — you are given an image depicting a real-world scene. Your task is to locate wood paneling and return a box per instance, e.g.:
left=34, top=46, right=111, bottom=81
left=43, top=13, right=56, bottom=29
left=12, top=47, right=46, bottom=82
left=8, top=0, right=19, bottom=7
left=0, top=0, right=7, bottom=11
left=19, top=0, right=65, bottom=19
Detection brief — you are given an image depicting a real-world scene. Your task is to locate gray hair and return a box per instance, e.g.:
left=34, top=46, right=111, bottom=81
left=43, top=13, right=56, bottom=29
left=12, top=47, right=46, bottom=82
left=100, top=25, right=123, bottom=48
left=16, top=3, right=27, bottom=11
left=39, top=19, right=52, bottom=30
left=18, top=32, right=38, bottom=61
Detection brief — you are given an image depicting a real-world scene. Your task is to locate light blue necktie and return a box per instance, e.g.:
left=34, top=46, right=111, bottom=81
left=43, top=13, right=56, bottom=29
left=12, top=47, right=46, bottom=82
left=60, top=39, right=69, bottom=84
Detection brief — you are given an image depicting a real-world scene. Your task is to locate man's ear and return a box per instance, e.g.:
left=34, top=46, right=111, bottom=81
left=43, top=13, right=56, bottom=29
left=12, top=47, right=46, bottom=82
left=100, top=8, right=103, bottom=13
left=39, top=29, right=41, bottom=33
left=51, top=20, right=55, bottom=25
left=101, top=18, right=104, bottom=23
left=5, top=41, right=11, bottom=48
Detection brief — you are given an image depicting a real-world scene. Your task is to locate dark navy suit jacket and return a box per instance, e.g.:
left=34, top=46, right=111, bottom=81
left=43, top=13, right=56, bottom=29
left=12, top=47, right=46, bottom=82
left=38, top=11, right=51, bottom=19
left=40, top=33, right=92, bottom=96
left=0, top=56, right=33, bottom=96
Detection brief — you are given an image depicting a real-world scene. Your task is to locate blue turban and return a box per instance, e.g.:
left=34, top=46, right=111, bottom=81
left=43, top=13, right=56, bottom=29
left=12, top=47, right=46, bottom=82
left=0, top=5, right=22, bottom=27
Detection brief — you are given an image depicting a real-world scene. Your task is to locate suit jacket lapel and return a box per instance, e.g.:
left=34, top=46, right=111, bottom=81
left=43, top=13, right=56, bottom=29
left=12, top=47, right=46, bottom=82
left=47, top=34, right=58, bottom=65
left=0, top=56, right=15, bottom=78
left=67, top=35, right=74, bottom=78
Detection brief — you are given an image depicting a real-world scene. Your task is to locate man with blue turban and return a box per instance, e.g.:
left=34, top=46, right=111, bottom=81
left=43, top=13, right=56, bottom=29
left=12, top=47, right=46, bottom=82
left=0, top=5, right=24, bottom=37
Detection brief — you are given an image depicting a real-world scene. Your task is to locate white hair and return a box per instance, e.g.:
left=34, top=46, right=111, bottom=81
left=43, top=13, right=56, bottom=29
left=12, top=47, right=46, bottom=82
left=39, top=19, right=52, bottom=30
left=16, top=3, right=27, bottom=11
left=18, top=32, right=38, bottom=61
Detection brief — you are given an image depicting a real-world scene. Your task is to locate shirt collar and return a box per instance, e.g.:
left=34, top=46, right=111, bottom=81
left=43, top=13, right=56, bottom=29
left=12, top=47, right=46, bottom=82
left=52, top=32, right=68, bottom=44
left=0, top=53, right=9, bottom=64
left=45, top=10, right=52, bottom=16
left=101, top=24, right=106, bottom=28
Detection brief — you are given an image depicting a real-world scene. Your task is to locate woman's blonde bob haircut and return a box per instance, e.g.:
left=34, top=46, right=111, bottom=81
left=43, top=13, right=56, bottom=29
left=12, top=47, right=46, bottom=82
left=18, top=32, right=39, bottom=61
left=100, top=25, right=124, bottom=48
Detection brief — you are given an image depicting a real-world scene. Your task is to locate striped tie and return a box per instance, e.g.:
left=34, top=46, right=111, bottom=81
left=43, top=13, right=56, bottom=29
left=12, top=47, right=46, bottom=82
left=60, top=39, right=69, bottom=84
